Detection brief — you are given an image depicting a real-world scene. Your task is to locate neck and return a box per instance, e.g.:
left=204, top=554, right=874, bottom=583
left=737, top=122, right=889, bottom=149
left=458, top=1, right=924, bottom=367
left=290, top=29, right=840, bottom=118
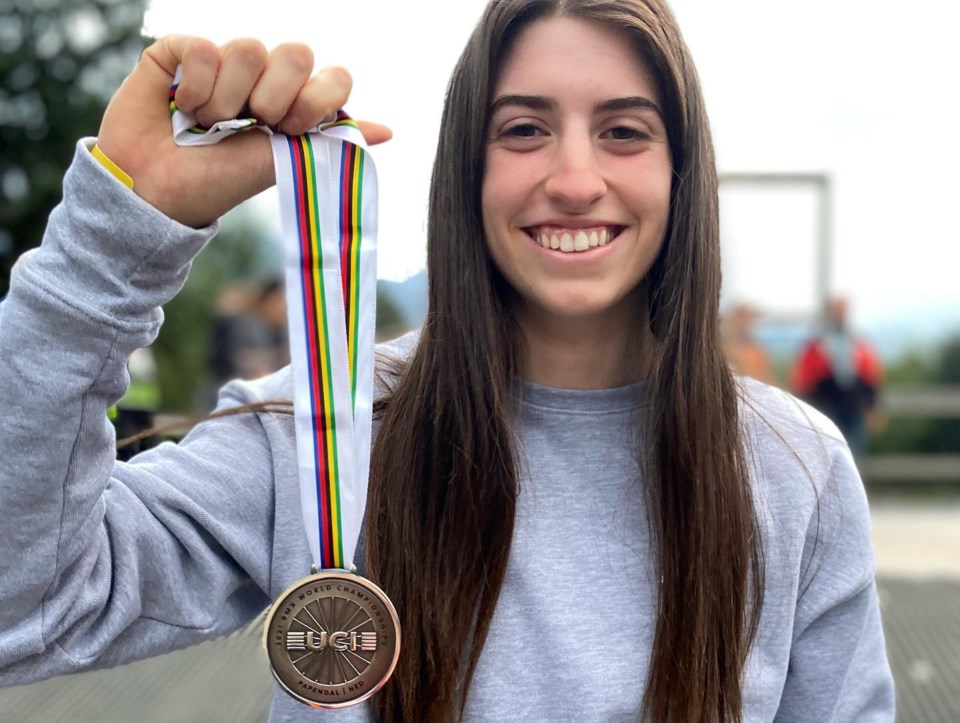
left=515, top=294, right=653, bottom=390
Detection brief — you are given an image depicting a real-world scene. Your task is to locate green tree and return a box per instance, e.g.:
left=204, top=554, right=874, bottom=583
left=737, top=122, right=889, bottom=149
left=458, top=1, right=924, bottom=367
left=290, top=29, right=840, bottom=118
left=1, top=4, right=412, bottom=412
left=868, top=350, right=937, bottom=455
left=376, top=284, right=405, bottom=340
left=922, top=334, right=960, bottom=453
left=0, top=0, right=150, bottom=295
left=938, top=335, right=960, bottom=383
left=869, top=336, right=960, bottom=456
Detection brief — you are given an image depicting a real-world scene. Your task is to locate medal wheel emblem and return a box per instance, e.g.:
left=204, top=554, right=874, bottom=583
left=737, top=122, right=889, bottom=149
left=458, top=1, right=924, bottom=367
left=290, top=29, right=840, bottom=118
left=264, top=572, right=400, bottom=708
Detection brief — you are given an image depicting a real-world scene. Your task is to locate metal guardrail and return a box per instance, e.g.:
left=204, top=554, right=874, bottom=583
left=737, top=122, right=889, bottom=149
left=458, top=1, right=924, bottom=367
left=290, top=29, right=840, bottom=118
left=867, top=385, right=960, bottom=483
left=881, top=386, right=960, bottom=418
left=864, top=455, right=960, bottom=482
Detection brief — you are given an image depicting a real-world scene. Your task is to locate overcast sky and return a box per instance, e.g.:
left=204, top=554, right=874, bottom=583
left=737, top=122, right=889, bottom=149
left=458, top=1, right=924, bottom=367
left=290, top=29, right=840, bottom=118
left=144, top=0, right=960, bottom=329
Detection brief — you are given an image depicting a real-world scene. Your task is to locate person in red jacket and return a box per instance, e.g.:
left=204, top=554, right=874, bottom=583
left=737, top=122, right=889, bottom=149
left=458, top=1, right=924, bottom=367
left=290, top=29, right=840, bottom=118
left=792, top=297, right=884, bottom=457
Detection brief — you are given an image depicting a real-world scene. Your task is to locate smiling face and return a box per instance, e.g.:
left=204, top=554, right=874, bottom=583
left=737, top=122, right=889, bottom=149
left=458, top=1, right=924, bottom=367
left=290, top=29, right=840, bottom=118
left=482, top=16, right=673, bottom=333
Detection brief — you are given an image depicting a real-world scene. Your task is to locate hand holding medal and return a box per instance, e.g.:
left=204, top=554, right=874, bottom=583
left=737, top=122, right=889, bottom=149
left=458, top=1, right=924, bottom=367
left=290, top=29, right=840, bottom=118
left=95, top=35, right=390, bottom=228
left=152, top=37, right=400, bottom=708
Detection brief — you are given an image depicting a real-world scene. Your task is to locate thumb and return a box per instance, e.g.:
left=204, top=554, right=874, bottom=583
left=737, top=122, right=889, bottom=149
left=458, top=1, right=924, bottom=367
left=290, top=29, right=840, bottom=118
left=356, top=120, right=393, bottom=146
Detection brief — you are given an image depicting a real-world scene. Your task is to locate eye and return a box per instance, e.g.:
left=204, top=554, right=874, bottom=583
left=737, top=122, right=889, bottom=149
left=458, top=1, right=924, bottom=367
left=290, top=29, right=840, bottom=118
left=601, top=125, right=650, bottom=141
left=501, top=122, right=546, bottom=139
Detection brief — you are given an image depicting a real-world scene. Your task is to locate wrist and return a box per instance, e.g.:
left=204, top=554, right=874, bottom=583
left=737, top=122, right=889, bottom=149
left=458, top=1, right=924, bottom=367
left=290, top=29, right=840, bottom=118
left=90, top=143, right=135, bottom=190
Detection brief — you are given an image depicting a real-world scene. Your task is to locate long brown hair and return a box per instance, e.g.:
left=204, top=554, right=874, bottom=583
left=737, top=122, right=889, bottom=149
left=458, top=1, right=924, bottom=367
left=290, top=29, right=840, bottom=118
left=367, top=1, right=764, bottom=721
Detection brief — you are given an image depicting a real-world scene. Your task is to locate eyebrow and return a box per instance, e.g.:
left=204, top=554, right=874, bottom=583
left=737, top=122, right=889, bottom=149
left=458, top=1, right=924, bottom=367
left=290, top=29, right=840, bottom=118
left=488, top=94, right=664, bottom=119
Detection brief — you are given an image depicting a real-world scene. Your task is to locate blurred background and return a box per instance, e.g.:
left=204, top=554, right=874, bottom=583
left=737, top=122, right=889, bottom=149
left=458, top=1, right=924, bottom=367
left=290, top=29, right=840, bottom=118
left=1, top=0, right=958, bottom=720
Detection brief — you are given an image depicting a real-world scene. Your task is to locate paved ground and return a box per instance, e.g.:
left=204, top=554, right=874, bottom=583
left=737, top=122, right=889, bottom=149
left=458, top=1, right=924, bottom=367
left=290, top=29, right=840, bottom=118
left=0, top=620, right=274, bottom=723
left=879, top=578, right=960, bottom=722
left=871, top=496, right=960, bottom=722
left=870, top=496, right=960, bottom=578
left=1, top=497, right=958, bottom=722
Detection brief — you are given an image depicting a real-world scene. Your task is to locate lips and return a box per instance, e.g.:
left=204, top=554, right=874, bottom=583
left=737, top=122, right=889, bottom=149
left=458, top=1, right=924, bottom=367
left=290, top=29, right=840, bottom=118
left=524, top=224, right=624, bottom=253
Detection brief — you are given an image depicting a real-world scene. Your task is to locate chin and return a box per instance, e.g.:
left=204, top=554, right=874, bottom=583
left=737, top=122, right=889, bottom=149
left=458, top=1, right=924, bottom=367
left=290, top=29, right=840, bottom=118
left=531, top=294, right=631, bottom=323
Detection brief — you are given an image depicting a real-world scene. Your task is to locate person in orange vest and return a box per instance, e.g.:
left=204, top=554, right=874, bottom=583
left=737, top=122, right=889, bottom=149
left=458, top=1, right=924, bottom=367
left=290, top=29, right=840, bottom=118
left=792, top=297, right=884, bottom=457
left=723, top=303, right=774, bottom=384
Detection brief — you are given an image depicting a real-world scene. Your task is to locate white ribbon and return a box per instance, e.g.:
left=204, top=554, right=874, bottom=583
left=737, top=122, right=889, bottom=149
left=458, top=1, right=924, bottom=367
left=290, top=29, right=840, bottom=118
left=172, top=67, right=378, bottom=572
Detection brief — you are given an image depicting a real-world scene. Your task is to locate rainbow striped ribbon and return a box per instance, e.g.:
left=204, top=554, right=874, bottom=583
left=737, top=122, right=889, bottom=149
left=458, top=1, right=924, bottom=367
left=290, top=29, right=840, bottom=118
left=272, top=123, right=377, bottom=571
left=170, top=74, right=377, bottom=572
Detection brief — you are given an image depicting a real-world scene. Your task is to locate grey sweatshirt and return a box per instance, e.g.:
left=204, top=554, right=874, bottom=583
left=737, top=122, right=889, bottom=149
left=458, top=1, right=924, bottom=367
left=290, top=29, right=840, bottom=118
left=0, top=141, right=894, bottom=722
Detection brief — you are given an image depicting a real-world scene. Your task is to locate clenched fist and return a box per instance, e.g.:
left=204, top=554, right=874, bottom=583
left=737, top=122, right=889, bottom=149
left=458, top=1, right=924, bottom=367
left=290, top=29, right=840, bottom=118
left=96, top=36, right=391, bottom=228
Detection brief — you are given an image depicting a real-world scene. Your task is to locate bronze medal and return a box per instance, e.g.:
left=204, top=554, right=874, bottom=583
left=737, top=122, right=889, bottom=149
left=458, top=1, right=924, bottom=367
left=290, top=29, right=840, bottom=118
left=263, top=572, right=400, bottom=709
left=243, top=120, right=388, bottom=708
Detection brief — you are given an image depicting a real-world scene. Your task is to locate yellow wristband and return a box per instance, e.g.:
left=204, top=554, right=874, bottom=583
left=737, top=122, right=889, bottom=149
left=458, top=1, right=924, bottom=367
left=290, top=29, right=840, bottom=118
left=91, top=144, right=134, bottom=190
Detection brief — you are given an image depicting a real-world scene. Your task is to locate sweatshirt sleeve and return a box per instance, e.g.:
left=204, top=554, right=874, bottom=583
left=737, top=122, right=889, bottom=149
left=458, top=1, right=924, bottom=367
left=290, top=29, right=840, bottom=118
left=0, top=140, right=275, bottom=685
left=775, top=444, right=896, bottom=722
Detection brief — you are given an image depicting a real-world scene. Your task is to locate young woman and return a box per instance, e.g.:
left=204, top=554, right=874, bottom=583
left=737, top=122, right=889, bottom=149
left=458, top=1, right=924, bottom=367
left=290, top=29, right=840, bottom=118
left=0, top=0, right=894, bottom=721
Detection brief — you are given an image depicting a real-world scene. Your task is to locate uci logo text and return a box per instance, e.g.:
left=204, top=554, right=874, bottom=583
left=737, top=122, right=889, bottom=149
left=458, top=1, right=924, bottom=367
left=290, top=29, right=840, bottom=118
left=286, top=630, right=377, bottom=653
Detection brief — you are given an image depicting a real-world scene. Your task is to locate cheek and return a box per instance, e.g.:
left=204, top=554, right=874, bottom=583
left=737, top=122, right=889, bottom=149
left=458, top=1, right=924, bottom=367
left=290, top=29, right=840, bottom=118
left=627, top=167, right=672, bottom=227
left=481, top=164, right=509, bottom=225
left=480, top=173, right=509, bottom=271
left=481, top=170, right=514, bottom=259
left=480, top=181, right=496, bottom=237
left=482, top=150, right=541, bottom=225
left=481, top=173, right=527, bottom=289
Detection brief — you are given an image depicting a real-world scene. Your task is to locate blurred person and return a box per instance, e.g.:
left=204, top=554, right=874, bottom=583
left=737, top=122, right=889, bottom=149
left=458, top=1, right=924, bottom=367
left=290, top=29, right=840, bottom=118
left=792, top=296, right=885, bottom=457
left=209, top=279, right=290, bottom=389
left=0, top=2, right=894, bottom=721
left=723, top=302, right=774, bottom=384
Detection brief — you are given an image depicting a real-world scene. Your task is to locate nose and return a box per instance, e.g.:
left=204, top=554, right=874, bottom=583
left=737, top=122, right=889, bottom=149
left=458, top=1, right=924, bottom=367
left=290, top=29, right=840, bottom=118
left=543, top=131, right=606, bottom=211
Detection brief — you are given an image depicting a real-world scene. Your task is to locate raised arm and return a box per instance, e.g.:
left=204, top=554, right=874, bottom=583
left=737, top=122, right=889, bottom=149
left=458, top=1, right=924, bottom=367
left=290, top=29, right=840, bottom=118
left=0, top=35, right=384, bottom=685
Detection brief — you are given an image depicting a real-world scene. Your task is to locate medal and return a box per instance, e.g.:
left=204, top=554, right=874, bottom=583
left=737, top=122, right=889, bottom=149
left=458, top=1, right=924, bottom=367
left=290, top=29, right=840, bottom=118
left=263, top=572, right=400, bottom=708
left=172, top=70, right=399, bottom=709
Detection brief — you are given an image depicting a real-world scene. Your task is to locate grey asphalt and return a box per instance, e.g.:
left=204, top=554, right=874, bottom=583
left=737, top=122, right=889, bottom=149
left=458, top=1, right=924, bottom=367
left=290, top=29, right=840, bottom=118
left=0, top=499, right=957, bottom=722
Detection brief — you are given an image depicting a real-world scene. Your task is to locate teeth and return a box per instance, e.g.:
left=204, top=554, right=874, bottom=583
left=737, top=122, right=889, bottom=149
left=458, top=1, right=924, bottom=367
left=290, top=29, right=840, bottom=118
left=531, top=226, right=618, bottom=253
